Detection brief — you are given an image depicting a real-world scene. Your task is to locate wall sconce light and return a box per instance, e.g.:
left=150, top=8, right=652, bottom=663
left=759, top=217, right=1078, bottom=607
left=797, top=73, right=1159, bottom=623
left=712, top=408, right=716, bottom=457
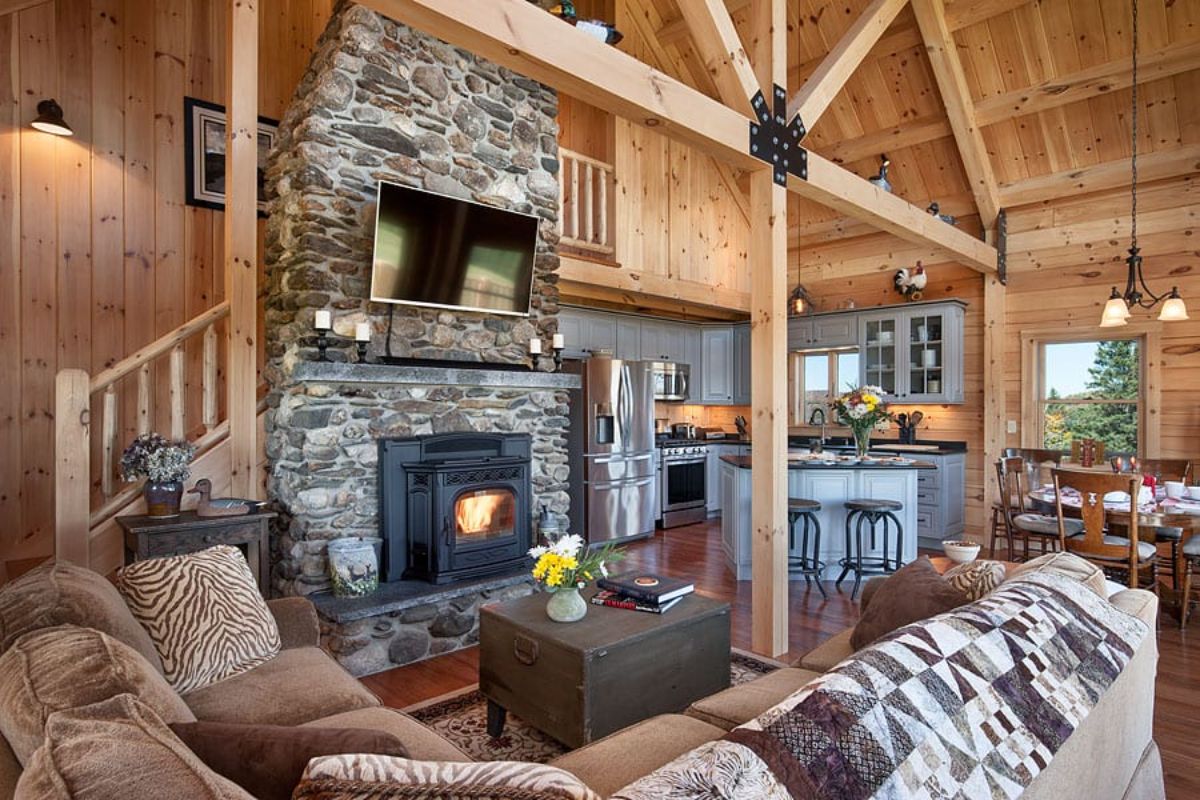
left=31, top=99, right=73, bottom=136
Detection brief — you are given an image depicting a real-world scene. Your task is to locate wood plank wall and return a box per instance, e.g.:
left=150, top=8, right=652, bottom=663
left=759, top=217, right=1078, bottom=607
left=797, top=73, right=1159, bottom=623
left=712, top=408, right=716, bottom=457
left=0, top=0, right=333, bottom=579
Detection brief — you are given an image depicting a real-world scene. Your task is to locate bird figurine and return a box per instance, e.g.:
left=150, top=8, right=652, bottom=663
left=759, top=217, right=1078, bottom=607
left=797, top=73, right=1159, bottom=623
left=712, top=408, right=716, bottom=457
left=894, top=262, right=928, bottom=301
left=868, top=154, right=892, bottom=193
left=547, top=1, right=624, bottom=44
left=188, top=478, right=262, bottom=518
left=926, top=202, right=958, bottom=226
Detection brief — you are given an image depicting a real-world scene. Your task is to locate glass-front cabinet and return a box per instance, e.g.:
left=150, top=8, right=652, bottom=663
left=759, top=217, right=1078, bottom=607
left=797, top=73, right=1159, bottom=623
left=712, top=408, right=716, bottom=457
left=857, top=301, right=964, bottom=403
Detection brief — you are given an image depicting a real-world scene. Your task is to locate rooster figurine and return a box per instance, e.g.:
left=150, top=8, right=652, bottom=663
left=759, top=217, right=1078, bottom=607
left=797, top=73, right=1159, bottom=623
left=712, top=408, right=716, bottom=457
left=894, top=262, right=928, bottom=301
left=868, top=154, right=892, bottom=193
left=547, top=1, right=624, bottom=44
left=926, top=202, right=958, bottom=226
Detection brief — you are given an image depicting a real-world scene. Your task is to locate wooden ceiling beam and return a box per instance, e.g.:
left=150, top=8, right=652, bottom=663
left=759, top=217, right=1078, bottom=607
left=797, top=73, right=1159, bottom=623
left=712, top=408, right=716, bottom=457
left=658, top=0, right=750, bottom=45
left=1007, top=204, right=1199, bottom=253
left=0, top=0, right=49, bottom=16
left=680, top=0, right=759, bottom=116
left=358, top=0, right=998, bottom=274
left=558, top=255, right=750, bottom=312
left=786, top=0, right=908, bottom=126
left=911, top=0, right=1000, bottom=230
left=999, top=144, right=1200, bottom=208
left=974, top=40, right=1200, bottom=126
left=790, top=151, right=997, bottom=272
left=815, top=113, right=953, bottom=165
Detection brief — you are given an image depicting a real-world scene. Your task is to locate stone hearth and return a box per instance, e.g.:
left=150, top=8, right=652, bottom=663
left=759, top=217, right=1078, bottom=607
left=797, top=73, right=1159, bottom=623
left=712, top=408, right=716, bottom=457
left=261, top=3, right=569, bottom=674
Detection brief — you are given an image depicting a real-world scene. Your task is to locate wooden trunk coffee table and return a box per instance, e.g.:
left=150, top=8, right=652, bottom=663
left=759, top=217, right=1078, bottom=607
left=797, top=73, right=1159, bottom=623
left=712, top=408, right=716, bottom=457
left=479, top=589, right=731, bottom=749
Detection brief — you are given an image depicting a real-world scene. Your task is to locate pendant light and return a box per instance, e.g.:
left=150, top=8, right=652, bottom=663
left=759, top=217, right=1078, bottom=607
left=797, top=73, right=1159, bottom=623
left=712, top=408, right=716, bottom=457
left=1098, top=0, right=1187, bottom=327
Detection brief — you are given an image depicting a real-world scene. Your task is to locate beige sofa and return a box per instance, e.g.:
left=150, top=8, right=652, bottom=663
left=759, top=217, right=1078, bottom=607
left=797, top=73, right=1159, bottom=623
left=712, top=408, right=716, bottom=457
left=0, top=562, right=1164, bottom=799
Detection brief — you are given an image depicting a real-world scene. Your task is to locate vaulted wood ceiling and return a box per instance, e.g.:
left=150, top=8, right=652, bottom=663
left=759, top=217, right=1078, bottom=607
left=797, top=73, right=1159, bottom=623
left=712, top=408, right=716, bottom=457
left=620, top=0, right=1200, bottom=245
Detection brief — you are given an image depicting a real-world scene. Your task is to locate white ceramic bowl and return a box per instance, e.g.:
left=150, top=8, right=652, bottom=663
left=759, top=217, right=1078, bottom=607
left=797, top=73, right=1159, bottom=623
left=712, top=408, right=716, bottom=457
left=942, top=540, right=981, bottom=565
left=1186, top=486, right=1200, bottom=501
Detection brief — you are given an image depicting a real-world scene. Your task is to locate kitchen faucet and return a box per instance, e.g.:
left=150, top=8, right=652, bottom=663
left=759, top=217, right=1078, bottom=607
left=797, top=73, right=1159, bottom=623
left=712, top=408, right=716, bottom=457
left=808, top=407, right=827, bottom=450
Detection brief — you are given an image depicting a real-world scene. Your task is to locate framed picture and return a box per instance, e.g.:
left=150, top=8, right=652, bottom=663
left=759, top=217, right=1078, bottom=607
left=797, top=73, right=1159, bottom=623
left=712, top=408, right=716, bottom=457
left=184, top=96, right=279, bottom=216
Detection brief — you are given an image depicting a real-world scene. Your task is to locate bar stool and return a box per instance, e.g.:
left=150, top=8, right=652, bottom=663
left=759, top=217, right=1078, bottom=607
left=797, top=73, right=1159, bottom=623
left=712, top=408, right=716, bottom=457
left=836, top=499, right=904, bottom=600
left=787, top=498, right=825, bottom=598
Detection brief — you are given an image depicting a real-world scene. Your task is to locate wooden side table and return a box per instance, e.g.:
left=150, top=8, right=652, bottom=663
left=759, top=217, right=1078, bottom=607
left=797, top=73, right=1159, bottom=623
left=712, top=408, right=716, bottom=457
left=117, top=511, right=275, bottom=594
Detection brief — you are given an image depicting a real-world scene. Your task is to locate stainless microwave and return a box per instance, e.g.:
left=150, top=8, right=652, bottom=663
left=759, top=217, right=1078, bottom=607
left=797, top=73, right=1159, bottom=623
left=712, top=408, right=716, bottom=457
left=650, top=362, right=690, bottom=402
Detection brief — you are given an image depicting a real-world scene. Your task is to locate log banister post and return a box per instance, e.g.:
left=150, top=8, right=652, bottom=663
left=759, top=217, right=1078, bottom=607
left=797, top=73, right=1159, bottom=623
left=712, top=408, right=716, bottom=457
left=55, top=370, right=91, bottom=566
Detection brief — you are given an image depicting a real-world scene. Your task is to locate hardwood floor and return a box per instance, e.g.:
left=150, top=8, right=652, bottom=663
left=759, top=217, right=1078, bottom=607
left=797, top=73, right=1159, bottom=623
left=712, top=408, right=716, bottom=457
left=363, top=519, right=1198, bottom=798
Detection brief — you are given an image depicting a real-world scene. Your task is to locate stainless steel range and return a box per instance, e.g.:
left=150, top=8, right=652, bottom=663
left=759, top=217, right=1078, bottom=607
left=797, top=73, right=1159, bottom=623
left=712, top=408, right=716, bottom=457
left=659, top=441, right=708, bottom=528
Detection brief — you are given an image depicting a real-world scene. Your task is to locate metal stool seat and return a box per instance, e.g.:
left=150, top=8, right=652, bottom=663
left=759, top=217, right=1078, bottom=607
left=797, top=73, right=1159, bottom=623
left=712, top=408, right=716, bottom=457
left=836, top=499, right=905, bottom=600
left=787, top=499, right=825, bottom=598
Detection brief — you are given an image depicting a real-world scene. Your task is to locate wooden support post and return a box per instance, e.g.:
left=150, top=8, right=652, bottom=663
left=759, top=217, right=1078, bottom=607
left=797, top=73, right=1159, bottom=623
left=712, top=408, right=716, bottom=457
left=982, top=272, right=1006, bottom=540
left=749, top=0, right=788, bottom=658
left=54, top=370, right=91, bottom=566
left=225, top=0, right=259, bottom=499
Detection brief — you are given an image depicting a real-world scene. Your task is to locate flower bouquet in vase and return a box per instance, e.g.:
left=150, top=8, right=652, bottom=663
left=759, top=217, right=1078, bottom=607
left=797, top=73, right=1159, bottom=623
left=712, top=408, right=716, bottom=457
left=528, top=534, right=624, bottom=623
left=831, top=385, right=894, bottom=459
left=120, top=433, right=197, bottom=518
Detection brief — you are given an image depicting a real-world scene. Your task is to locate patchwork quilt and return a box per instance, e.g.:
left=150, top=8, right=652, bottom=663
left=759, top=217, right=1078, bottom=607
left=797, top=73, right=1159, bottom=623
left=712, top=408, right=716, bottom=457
left=613, top=572, right=1148, bottom=800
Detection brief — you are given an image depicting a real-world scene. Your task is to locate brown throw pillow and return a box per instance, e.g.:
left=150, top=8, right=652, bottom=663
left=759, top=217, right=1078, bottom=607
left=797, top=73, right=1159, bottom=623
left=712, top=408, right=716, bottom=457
left=0, top=560, right=163, bottom=671
left=169, top=721, right=408, bottom=800
left=850, top=557, right=969, bottom=650
left=117, top=545, right=281, bottom=693
left=0, top=625, right=195, bottom=766
left=15, top=694, right=253, bottom=799
left=294, top=754, right=603, bottom=800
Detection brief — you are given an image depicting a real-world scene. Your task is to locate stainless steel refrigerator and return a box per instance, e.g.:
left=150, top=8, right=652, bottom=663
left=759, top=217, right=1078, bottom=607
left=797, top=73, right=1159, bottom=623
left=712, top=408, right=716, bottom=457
left=566, top=355, right=657, bottom=545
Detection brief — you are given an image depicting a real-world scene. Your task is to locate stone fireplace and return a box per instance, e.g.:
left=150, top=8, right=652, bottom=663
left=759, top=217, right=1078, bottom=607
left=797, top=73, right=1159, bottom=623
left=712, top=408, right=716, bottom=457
left=261, top=3, right=574, bottom=675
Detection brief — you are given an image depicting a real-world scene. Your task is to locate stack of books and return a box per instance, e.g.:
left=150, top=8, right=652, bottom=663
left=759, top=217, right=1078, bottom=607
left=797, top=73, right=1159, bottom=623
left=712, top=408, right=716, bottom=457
left=592, top=573, right=695, bottom=614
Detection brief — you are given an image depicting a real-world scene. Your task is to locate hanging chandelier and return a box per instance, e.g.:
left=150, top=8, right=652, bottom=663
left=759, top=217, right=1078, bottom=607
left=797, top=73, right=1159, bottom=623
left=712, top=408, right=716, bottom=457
left=1099, top=0, right=1188, bottom=327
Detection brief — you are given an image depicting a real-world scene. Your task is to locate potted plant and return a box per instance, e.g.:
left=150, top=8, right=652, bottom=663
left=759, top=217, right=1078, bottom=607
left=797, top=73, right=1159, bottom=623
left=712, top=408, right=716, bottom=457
left=120, top=433, right=196, bottom=518
left=528, top=534, right=623, bottom=623
left=831, top=385, right=894, bottom=459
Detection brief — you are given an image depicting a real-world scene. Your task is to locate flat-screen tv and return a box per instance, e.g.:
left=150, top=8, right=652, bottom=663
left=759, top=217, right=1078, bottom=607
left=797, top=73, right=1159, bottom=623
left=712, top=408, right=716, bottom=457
left=369, top=180, right=538, bottom=317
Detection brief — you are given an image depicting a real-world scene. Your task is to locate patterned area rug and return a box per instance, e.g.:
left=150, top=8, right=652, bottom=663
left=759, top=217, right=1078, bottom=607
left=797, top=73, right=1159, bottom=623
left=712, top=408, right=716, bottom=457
left=404, top=649, right=784, bottom=763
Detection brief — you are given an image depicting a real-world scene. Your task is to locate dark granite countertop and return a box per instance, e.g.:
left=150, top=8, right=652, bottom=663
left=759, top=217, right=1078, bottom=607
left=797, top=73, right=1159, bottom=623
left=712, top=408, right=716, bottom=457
left=720, top=455, right=936, bottom=470
left=785, top=437, right=967, bottom=456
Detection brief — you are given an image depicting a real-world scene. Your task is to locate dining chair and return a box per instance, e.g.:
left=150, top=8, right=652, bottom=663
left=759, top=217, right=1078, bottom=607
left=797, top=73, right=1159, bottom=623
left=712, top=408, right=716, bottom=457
left=993, top=457, right=1083, bottom=561
left=1114, top=458, right=1191, bottom=591
left=1052, top=468, right=1158, bottom=591
left=1069, top=439, right=1107, bottom=464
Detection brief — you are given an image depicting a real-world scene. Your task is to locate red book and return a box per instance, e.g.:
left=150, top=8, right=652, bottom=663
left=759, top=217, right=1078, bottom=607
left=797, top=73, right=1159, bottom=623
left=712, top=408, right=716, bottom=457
left=590, top=590, right=683, bottom=614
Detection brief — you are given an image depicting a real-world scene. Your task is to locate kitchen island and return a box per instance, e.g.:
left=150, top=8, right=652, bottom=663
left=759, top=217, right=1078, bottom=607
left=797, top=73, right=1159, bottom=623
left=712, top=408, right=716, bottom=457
left=719, top=455, right=935, bottom=581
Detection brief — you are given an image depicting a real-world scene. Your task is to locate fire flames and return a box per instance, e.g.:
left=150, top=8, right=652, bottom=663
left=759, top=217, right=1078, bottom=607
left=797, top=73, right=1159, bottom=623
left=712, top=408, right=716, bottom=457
left=456, top=491, right=512, bottom=537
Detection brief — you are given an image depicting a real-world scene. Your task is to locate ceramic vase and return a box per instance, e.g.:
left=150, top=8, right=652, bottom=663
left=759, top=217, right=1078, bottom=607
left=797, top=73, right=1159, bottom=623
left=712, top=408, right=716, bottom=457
left=546, top=586, right=587, bottom=623
left=143, top=480, right=184, bottom=518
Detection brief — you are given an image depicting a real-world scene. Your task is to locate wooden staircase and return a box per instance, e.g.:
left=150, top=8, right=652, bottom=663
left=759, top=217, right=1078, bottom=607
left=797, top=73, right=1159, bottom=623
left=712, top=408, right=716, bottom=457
left=54, top=302, right=267, bottom=576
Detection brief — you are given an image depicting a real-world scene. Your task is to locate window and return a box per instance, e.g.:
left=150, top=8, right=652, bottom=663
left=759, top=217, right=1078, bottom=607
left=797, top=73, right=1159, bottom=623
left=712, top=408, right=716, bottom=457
left=789, top=349, right=859, bottom=426
left=1038, top=339, right=1141, bottom=455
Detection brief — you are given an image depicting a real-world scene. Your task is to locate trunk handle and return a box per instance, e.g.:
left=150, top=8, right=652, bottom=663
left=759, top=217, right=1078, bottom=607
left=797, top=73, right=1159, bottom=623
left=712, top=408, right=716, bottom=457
left=513, top=634, right=539, bottom=666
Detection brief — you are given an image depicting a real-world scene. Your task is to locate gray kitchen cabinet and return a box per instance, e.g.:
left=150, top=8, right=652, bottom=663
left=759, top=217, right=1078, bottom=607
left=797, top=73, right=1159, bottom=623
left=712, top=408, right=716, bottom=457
left=857, top=301, right=965, bottom=404
left=789, top=314, right=857, bottom=349
left=641, top=320, right=689, bottom=362
left=904, top=450, right=967, bottom=547
left=701, top=327, right=735, bottom=403
left=615, top=316, right=642, bottom=361
left=556, top=309, right=589, bottom=359
left=733, top=324, right=751, bottom=405
left=706, top=447, right=722, bottom=514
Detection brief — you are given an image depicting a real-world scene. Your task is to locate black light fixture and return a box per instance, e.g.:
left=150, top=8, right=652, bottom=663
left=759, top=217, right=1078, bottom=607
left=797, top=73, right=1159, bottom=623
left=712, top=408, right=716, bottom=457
left=31, top=99, right=73, bottom=136
left=788, top=284, right=814, bottom=316
left=1099, top=0, right=1187, bottom=327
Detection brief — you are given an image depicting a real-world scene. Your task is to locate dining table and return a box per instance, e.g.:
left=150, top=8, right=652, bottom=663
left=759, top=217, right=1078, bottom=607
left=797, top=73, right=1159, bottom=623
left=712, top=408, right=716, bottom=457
left=1027, top=485, right=1200, bottom=624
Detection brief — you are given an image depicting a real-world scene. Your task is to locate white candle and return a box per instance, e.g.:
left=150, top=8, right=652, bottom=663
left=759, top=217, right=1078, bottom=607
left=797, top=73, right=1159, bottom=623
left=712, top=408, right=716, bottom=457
left=355, top=322, right=371, bottom=342
left=552, top=333, right=565, bottom=350
left=529, top=337, right=542, bottom=355
left=314, top=310, right=332, bottom=330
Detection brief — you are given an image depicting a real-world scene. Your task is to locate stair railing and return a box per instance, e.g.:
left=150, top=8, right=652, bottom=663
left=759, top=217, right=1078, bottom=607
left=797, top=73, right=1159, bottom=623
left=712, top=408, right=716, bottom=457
left=55, top=302, right=231, bottom=565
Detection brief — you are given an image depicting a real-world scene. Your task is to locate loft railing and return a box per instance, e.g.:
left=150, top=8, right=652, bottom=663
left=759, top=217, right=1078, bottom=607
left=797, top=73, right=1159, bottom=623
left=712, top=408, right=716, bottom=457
left=55, top=302, right=232, bottom=565
left=558, top=147, right=615, bottom=257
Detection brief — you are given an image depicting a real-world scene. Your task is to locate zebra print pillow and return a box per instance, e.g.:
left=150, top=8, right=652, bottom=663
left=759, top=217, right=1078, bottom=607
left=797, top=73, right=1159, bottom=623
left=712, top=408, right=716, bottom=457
left=118, top=545, right=281, bottom=694
left=943, top=559, right=1007, bottom=600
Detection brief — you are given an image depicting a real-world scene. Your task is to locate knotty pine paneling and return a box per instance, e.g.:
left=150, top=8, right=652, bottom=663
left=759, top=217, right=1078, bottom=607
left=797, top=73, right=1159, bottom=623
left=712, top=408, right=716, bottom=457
left=0, top=0, right=333, bottom=579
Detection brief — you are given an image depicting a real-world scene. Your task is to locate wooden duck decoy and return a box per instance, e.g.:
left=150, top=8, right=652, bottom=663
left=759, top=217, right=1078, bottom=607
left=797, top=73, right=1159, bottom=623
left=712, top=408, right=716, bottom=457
left=927, top=202, right=958, bottom=226
left=548, top=1, right=624, bottom=44
left=188, top=478, right=262, bottom=517
left=868, top=154, right=892, bottom=193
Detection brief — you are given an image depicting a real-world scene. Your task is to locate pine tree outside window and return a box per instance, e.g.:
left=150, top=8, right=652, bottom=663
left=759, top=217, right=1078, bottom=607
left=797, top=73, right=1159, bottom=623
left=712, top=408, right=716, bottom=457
left=1038, top=339, right=1141, bottom=456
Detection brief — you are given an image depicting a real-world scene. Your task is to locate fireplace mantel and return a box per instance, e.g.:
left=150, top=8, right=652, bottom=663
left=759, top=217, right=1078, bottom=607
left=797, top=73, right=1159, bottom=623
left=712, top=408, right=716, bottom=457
left=291, top=362, right=581, bottom=391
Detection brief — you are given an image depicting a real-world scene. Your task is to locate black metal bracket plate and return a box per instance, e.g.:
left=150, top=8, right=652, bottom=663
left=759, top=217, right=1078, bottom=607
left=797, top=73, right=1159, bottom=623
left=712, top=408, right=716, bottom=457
left=996, top=208, right=1008, bottom=285
left=749, top=85, right=807, bottom=187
